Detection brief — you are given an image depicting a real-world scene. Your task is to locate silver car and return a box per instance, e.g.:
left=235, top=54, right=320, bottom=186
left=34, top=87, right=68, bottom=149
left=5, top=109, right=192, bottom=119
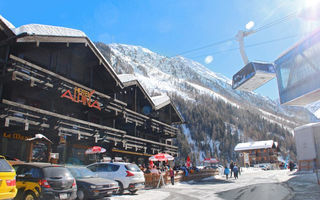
left=87, top=162, right=145, bottom=194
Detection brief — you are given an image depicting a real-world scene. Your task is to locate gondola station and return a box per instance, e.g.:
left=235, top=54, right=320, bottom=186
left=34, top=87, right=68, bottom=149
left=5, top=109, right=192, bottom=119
left=0, top=16, right=184, bottom=165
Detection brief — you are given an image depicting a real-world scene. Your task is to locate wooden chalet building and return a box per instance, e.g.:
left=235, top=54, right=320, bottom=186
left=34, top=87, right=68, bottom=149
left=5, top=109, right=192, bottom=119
left=234, top=140, right=280, bottom=166
left=0, top=16, right=183, bottom=165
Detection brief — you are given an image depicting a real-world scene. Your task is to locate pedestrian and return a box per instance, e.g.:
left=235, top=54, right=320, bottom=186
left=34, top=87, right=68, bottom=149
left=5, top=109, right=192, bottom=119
left=169, top=167, right=175, bottom=185
left=230, top=161, right=234, bottom=178
left=289, top=161, right=294, bottom=172
left=238, top=165, right=241, bottom=175
left=233, top=164, right=239, bottom=179
left=224, top=166, right=230, bottom=180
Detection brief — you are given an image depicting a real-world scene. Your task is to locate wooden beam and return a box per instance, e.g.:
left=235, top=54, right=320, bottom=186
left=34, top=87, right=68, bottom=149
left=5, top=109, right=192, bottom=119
left=2, top=99, right=126, bottom=134
left=123, top=134, right=178, bottom=149
left=9, top=55, right=127, bottom=106
left=16, top=36, right=87, bottom=44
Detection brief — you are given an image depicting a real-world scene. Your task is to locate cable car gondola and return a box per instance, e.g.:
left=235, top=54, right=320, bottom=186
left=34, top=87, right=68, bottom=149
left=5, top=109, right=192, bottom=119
left=232, top=61, right=276, bottom=91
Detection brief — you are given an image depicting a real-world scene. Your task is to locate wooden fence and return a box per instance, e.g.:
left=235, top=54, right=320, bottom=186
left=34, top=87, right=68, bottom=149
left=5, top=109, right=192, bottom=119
left=144, top=169, right=219, bottom=188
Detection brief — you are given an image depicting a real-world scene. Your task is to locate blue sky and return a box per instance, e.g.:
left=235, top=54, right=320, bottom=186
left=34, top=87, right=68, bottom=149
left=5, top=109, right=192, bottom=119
left=1, top=0, right=319, bottom=100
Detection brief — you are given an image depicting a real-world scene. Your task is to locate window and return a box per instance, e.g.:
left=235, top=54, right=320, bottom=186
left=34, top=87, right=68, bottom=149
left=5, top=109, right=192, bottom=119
left=96, top=164, right=108, bottom=172
left=43, top=167, right=73, bottom=178
left=87, top=164, right=97, bottom=172
left=125, top=164, right=141, bottom=172
left=111, top=164, right=120, bottom=172
left=0, top=158, right=13, bottom=172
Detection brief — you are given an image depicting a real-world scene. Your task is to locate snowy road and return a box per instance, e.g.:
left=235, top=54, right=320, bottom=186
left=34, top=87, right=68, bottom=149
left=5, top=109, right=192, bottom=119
left=110, top=169, right=320, bottom=200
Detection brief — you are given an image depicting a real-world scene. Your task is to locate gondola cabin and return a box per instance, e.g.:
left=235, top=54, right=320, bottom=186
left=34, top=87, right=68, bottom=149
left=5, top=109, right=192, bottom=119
left=232, top=61, right=276, bottom=91
left=275, top=28, right=320, bottom=106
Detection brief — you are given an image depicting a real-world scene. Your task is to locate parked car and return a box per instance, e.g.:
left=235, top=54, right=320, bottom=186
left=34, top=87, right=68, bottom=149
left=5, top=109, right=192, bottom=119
left=66, top=166, right=119, bottom=199
left=0, top=155, right=17, bottom=200
left=259, top=164, right=271, bottom=170
left=13, top=163, right=77, bottom=200
left=87, top=162, right=145, bottom=194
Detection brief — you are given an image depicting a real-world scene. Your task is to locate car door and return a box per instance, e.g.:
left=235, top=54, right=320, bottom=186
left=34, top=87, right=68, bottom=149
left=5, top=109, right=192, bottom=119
left=16, top=165, right=42, bottom=197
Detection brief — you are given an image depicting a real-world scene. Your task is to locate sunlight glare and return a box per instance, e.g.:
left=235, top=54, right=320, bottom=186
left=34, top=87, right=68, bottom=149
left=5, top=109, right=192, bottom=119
left=204, top=56, right=213, bottom=64
left=245, top=21, right=255, bottom=30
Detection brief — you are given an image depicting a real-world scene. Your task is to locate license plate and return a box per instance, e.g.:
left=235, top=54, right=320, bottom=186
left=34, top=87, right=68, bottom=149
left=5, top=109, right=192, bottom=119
left=59, top=193, right=68, bottom=199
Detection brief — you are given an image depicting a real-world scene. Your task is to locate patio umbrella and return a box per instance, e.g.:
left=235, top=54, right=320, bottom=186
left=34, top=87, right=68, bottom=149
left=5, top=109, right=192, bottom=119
left=149, top=153, right=174, bottom=162
left=85, top=146, right=106, bottom=155
left=203, top=158, right=219, bottom=164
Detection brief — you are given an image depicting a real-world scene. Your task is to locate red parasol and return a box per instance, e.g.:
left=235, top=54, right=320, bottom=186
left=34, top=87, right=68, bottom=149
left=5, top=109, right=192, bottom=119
left=85, top=146, right=106, bottom=154
left=149, top=153, right=174, bottom=162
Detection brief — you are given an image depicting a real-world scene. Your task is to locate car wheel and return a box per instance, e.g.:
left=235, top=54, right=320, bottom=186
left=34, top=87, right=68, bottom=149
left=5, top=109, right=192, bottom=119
left=116, top=181, right=124, bottom=195
left=76, top=190, right=85, bottom=200
left=129, top=189, right=138, bottom=195
left=23, top=191, right=37, bottom=200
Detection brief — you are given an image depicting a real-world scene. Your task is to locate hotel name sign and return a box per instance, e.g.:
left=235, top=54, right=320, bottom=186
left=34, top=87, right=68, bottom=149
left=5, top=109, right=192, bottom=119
left=61, top=87, right=101, bottom=111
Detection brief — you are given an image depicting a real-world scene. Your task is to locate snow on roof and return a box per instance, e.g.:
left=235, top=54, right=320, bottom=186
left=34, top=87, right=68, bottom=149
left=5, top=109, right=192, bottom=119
left=234, top=140, right=276, bottom=151
left=13, top=24, right=86, bottom=37
left=118, top=74, right=171, bottom=109
left=0, top=15, right=15, bottom=29
left=118, top=74, right=137, bottom=83
left=151, top=95, right=171, bottom=109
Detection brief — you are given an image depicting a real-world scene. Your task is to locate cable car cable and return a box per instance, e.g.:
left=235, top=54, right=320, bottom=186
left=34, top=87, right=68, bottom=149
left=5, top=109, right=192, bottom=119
left=172, top=9, right=299, bottom=58
left=187, top=34, right=302, bottom=59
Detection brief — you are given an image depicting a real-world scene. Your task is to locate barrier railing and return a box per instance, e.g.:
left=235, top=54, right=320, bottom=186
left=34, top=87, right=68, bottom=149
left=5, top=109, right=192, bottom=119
left=144, top=169, right=219, bottom=188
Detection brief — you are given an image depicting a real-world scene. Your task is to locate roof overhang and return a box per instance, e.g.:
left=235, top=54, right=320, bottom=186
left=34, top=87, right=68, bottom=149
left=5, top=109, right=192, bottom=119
left=7, top=23, right=124, bottom=88
left=0, top=15, right=15, bottom=39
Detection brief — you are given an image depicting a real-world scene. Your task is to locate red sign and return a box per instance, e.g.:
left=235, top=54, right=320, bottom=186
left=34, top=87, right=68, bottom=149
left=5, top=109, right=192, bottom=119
left=61, top=87, right=101, bottom=111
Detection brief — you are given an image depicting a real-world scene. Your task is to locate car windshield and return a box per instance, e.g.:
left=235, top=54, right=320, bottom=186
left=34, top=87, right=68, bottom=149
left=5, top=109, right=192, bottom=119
left=125, top=164, right=141, bottom=172
left=0, top=158, right=13, bottom=172
left=43, top=167, right=73, bottom=178
left=68, top=167, right=97, bottom=178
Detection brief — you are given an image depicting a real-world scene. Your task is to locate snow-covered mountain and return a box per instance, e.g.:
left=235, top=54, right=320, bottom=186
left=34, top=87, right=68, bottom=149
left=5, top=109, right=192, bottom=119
left=97, top=43, right=317, bottom=125
left=96, top=42, right=318, bottom=162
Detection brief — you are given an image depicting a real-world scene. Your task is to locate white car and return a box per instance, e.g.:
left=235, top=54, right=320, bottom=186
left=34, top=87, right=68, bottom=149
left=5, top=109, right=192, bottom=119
left=87, top=162, right=145, bottom=194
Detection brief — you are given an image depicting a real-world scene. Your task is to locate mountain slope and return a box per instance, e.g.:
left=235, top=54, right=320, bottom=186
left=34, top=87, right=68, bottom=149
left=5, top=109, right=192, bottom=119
left=96, top=42, right=317, bottom=163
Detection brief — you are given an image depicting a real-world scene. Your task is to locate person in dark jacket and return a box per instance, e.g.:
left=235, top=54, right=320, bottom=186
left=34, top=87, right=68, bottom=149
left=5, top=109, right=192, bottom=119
left=230, top=161, right=234, bottom=177
left=289, top=161, right=295, bottom=172
left=169, top=167, right=175, bottom=185
left=233, top=164, right=239, bottom=179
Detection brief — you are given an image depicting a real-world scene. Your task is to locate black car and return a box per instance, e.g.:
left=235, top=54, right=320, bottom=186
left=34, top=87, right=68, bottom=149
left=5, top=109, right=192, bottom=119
left=67, top=166, right=119, bottom=200
left=13, top=163, right=77, bottom=200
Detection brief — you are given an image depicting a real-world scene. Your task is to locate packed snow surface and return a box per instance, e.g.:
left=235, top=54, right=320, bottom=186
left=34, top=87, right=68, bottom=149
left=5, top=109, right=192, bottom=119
left=110, top=169, right=320, bottom=200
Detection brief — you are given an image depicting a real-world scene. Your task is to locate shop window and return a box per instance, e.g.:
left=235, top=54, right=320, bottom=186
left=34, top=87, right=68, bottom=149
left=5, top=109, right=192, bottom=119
left=32, top=142, right=49, bottom=162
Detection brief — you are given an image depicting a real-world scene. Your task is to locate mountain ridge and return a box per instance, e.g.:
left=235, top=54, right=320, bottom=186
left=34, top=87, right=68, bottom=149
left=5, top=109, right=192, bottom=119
left=96, top=42, right=318, bottom=163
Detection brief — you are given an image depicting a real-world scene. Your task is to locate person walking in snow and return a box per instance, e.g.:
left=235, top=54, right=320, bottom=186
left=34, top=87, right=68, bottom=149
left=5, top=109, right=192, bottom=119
left=230, top=161, right=234, bottom=178
left=233, top=164, right=239, bottom=179
left=169, top=167, right=175, bottom=185
left=224, top=166, right=230, bottom=180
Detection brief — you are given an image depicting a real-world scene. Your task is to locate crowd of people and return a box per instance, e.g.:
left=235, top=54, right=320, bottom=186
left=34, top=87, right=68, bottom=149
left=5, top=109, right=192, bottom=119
left=224, top=161, right=241, bottom=180
left=138, top=163, right=202, bottom=185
